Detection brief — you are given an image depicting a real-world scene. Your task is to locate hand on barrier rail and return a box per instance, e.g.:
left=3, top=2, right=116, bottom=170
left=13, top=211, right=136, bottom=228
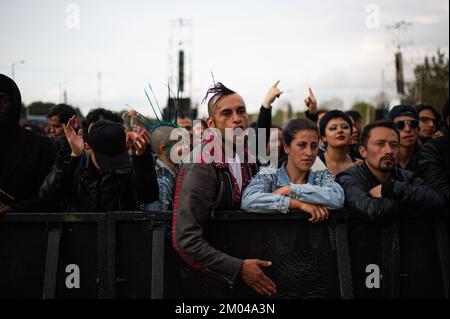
left=241, top=259, right=277, bottom=296
left=290, top=199, right=329, bottom=223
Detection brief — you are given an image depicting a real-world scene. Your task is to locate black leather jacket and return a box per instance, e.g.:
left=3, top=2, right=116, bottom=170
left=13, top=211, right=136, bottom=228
left=336, top=163, right=445, bottom=221
left=416, top=132, right=449, bottom=207
left=40, top=149, right=158, bottom=212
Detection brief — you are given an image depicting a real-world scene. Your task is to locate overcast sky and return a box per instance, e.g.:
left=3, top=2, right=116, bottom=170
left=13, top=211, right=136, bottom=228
left=1, top=0, right=448, bottom=117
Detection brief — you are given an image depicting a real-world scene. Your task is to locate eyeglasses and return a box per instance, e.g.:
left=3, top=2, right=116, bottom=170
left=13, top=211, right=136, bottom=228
left=395, top=120, right=419, bottom=130
left=419, top=116, right=437, bottom=125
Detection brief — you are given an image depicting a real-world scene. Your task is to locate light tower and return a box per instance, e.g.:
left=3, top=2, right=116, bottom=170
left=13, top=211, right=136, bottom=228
left=165, top=19, right=195, bottom=120
left=376, top=21, right=414, bottom=119
left=386, top=21, right=414, bottom=99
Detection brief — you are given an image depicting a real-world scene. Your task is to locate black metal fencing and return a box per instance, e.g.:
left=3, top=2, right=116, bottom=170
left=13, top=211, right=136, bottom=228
left=0, top=210, right=447, bottom=299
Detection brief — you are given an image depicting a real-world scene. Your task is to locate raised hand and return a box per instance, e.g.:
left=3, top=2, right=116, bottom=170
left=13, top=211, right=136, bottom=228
left=304, top=87, right=317, bottom=114
left=241, top=259, right=277, bottom=296
left=134, top=126, right=150, bottom=156
left=62, top=115, right=84, bottom=157
left=262, top=80, right=283, bottom=108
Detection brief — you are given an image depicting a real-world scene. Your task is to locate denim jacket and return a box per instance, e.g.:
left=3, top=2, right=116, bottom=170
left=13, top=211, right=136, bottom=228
left=241, top=162, right=345, bottom=213
left=144, top=159, right=175, bottom=212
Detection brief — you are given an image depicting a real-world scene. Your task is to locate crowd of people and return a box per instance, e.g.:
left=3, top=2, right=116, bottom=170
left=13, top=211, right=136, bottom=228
left=0, top=73, right=448, bottom=298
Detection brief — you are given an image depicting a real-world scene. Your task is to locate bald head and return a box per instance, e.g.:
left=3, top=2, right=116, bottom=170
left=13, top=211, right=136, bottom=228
left=150, top=125, right=176, bottom=156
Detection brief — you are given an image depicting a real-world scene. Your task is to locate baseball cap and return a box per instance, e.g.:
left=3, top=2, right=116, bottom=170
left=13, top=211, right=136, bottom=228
left=387, top=104, right=419, bottom=121
left=86, top=119, right=131, bottom=170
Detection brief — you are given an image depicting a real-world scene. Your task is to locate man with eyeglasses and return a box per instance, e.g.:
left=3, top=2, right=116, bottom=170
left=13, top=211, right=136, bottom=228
left=417, top=100, right=449, bottom=207
left=387, top=105, right=420, bottom=172
left=415, top=104, right=442, bottom=147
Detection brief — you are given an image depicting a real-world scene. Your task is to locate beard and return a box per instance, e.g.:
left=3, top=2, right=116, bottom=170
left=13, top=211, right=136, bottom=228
left=378, top=157, right=395, bottom=171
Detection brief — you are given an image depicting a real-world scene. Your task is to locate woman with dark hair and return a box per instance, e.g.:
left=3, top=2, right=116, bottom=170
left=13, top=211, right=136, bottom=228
left=319, top=110, right=361, bottom=177
left=241, top=118, right=344, bottom=221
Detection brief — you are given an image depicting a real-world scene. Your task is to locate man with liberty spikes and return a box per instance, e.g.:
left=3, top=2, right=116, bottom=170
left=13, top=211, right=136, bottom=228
left=172, top=81, right=282, bottom=297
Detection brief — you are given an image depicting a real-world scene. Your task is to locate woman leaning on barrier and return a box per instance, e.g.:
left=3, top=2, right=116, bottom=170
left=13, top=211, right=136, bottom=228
left=241, top=118, right=345, bottom=222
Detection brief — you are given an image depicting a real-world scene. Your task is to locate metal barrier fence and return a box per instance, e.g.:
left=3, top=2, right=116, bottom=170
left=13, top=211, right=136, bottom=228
left=0, top=210, right=447, bottom=299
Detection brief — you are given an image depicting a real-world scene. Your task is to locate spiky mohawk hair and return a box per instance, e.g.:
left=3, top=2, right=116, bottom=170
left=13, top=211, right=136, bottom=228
left=202, top=82, right=236, bottom=117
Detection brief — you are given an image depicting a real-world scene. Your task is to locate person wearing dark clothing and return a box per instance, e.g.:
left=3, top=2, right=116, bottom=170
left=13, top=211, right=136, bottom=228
left=387, top=104, right=420, bottom=172
left=47, top=104, right=78, bottom=139
left=40, top=118, right=158, bottom=212
left=82, top=108, right=123, bottom=137
left=336, top=120, right=446, bottom=298
left=347, top=110, right=363, bottom=161
left=22, top=121, right=44, bottom=135
left=416, top=100, right=449, bottom=208
left=47, top=103, right=79, bottom=156
left=414, top=104, right=442, bottom=147
left=346, top=110, right=363, bottom=136
left=172, top=82, right=280, bottom=297
left=318, top=110, right=361, bottom=177
left=0, top=74, right=54, bottom=213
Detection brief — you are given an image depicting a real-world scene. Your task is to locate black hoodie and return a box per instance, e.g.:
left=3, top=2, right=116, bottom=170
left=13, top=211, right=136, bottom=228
left=0, top=74, right=54, bottom=212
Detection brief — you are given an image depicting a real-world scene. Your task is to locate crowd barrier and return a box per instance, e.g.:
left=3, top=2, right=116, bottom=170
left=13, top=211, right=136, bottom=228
left=0, top=210, right=447, bottom=299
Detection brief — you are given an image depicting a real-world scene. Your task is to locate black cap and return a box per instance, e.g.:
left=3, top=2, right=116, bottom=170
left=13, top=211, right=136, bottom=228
left=387, top=104, right=419, bottom=121
left=87, top=119, right=131, bottom=170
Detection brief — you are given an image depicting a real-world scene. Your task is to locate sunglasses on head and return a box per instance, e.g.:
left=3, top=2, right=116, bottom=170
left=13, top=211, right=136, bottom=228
left=395, top=119, right=419, bottom=130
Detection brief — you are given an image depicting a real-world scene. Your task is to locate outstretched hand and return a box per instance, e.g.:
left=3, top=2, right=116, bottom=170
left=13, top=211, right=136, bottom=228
left=62, top=115, right=84, bottom=157
left=262, top=80, right=283, bottom=108
left=241, top=259, right=277, bottom=296
left=304, top=87, right=317, bottom=114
